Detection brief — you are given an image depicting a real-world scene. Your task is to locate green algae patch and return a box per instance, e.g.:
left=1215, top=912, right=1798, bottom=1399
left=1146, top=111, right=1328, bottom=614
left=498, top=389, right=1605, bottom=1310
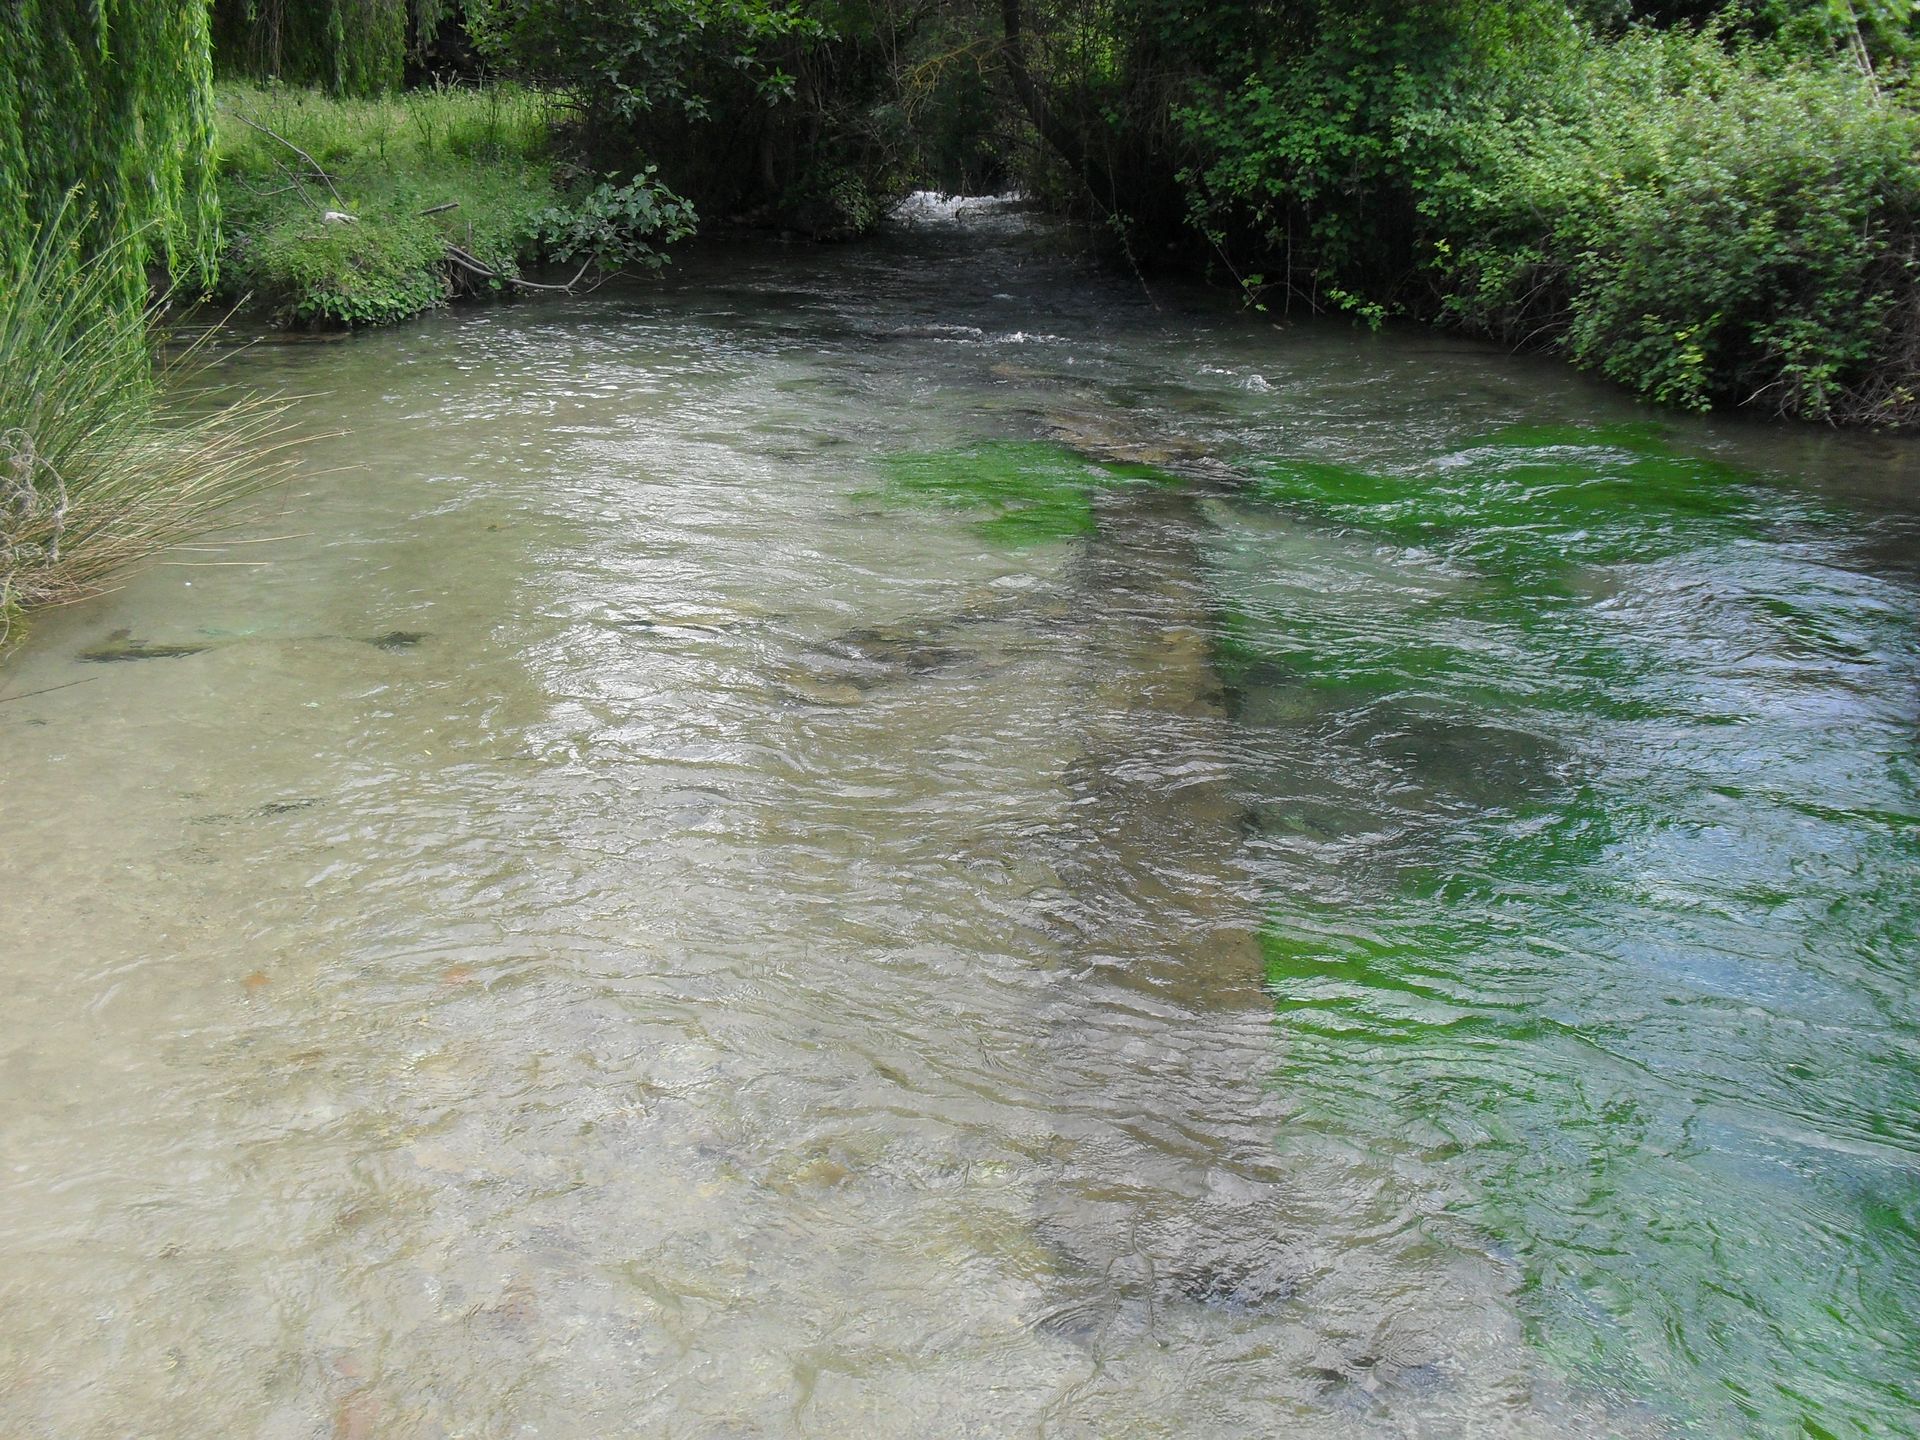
left=871, top=441, right=1175, bottom=546
left=1248, top=427, right=1763, bottom=575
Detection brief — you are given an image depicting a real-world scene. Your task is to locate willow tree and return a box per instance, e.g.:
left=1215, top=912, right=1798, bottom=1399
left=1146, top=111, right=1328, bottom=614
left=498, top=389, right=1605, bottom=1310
left=211, top=0, right=460, bottom=95
left=0, top=0, right=220, bottom=286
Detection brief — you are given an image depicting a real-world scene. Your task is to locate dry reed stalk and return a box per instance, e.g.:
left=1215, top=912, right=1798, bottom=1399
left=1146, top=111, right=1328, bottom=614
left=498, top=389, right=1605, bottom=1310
left=0, top=205, right=304, bottom=650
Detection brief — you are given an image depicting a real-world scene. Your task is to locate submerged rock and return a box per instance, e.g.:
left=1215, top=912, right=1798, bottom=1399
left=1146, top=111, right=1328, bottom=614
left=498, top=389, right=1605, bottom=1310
left=1040, top=409, right=1218, bottom=469
left=873, top=323, right=988, bottom=342
left=773, top=619, right=981, bottom=705
left=78, top=625, right=431, bottom=662
left=252, top=797, right=321, bottom=817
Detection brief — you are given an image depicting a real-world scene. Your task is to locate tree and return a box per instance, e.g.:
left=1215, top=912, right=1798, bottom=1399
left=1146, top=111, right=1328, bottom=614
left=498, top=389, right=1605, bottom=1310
left=0, top=0, right=219, bottom=288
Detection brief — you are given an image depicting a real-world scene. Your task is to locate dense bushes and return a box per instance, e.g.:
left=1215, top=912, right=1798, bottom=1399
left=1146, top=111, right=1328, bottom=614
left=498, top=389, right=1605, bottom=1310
left=1173, top=2, right=1566, bottom=298
left=467, top=0, right=963, bottom=235
left=1426, top=28, right=1920, bottom=423
left=1028, top=0, right=1920, bottom=425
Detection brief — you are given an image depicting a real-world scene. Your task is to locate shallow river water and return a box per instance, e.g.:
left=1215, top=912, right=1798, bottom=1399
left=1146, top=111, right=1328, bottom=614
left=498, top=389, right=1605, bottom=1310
left=2, top=197, right=1917, bottom=1438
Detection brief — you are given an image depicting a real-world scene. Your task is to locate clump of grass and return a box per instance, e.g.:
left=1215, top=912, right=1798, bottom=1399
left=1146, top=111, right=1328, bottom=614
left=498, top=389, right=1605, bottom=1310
left=0, top=210, right=298, bottom=649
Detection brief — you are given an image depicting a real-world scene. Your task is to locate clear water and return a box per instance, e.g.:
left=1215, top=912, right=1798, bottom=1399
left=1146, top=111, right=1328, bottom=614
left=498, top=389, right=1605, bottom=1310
left=0, top=198, right=1915, bottom=1437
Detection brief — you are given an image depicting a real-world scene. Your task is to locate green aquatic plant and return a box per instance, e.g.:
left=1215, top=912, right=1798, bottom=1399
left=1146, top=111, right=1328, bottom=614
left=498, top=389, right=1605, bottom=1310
left=872, top=440, right=1175, bottom=546
left=1228, top=421, right=1920, bottom=1434
left=1209, top=427, right=1786, bottom=745
left=1249, top=427, right=1761, bottom=575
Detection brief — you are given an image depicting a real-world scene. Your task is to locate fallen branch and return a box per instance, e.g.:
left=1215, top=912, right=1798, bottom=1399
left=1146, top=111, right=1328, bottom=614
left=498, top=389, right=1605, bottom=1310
left=0, top=676, right=98, bottom=706
left=225, top=110, right=345, bottom=208
left=419, top=201, right=461, bottom=217
left=443, top=244, right=597, bottom=294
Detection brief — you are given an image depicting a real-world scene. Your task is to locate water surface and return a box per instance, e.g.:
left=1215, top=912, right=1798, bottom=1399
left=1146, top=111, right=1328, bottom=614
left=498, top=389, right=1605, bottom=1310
left=1, top=195, right=1916, bottom=1437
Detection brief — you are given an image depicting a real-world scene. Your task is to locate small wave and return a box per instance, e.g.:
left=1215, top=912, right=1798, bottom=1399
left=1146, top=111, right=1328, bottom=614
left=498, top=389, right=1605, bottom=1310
left=884, top=323, right=986, bottom=342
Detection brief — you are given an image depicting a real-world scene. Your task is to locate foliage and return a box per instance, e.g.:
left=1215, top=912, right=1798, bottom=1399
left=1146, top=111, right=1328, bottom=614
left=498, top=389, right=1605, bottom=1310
left=215, top=82, right=693, bottom=326
left=1174, top=2, right=1571, bottom=301
left=1424, top=26, right=1920, bottom=422
left=534, top=172, right=695, bottom=269
left=467, top=0, right=818, bottom=124
left=0, top=0, right=220, bottom=293
left=468, top=0, right=948, bottom=235
left=1001, top=0, right=1920, bottom=423
left=1733, top=0, right=1919, bottom=67
left=0, top=209, right=294, bottom=646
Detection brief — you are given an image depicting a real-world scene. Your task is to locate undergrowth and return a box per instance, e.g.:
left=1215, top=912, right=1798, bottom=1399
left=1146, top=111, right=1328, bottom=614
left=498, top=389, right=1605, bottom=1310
left=215, top=81, right=691, bottom=327
left=1176, top=8, right=1920, bottom=425
left=1424, top=26, right=1920, bottom=425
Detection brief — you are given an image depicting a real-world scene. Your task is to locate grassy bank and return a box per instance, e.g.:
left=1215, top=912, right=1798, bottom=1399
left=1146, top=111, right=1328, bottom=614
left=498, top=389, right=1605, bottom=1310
left=213, top=82, right=692, bottom=328
left=215, top=82, right=558, bottom=326
left=0, top=215, right=293, bottom=651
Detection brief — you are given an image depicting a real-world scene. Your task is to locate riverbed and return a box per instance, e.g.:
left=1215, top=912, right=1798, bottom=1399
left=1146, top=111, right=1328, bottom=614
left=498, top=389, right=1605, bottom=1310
left=1, top=196, right=1915, bottom=1438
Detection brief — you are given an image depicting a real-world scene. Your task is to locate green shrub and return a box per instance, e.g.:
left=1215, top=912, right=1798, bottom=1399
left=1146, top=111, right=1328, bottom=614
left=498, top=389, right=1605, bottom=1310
left=1425, top=27, right=1920, bottom=423
left=467, top=0, right=921, bottom=236
left=534, top=171, right=694, bottom=271
left=1169, top=8, right=1920, bottom=425
left=1175, top=1, right=1574, bottom=303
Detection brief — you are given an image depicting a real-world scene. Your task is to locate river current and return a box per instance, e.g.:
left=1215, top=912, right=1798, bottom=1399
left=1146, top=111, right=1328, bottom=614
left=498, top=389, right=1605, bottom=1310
left=1, top=195, right=1916, bottom=1437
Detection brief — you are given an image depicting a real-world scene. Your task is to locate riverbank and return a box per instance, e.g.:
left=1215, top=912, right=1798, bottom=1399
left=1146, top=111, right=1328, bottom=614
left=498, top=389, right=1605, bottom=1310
left=213, top=31, right=1920, bottom=436
left=213, top=83, right=691, bottom=329
left=0, top=213, right=292, bottom=653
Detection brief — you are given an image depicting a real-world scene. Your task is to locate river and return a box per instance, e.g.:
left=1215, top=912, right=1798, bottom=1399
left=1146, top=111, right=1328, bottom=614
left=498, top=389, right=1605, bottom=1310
left=1, top=195, right=1915, bottom=1438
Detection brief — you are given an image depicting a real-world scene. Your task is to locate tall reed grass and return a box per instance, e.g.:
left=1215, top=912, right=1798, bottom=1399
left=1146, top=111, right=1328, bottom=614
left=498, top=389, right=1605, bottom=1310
left=0, top=210, right=298, bottom=649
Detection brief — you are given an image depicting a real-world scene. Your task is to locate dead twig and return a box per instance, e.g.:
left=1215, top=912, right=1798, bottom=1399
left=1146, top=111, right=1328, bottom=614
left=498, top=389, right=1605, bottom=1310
left=0, top=676, right=98, bottom=705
